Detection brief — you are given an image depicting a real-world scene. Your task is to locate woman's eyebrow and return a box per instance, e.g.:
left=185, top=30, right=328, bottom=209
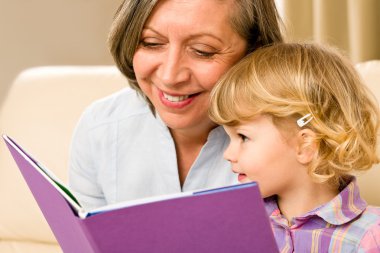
left=141, top=27, right=162, bottom=36
left=143, top=26, right=223, bottom=43
left=187, top=33, right=224, bottom=43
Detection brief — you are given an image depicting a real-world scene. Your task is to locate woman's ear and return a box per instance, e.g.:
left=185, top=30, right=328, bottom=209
left=296, top=129, right=317, bottom=164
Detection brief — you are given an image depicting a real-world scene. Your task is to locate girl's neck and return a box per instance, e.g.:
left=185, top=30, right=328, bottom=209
left=277, top=181, right=339, bottom=224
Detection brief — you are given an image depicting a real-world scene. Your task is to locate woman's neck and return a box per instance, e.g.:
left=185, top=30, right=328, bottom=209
left=169, top=123, right=217, bottom=187
left=277, top=180, right=339, bottom=224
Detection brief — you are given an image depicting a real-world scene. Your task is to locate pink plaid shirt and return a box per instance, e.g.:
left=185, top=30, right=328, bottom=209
left=265, top=177, right=380, bottom=252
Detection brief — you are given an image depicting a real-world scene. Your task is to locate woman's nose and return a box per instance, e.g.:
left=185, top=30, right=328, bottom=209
left=157, top=47, right=190, bottom=87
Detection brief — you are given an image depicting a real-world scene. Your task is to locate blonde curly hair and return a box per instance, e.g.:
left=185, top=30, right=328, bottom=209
left=209, top=43, right=380, bottom=186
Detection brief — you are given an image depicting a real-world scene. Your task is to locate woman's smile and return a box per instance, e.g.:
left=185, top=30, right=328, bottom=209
left=159, top=89, right=200, bottom=109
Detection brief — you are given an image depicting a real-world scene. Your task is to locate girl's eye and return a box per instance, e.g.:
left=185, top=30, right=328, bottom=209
left=238, top=133, right=249, bottom=142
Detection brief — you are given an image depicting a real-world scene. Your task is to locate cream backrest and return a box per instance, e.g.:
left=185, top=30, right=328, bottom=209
left=356, top=60, right=380, bottom=206
left=0, top=66, right=126, bottom=253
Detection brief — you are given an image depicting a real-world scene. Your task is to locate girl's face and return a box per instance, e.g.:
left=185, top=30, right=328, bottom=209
left=223, top=115, right=305, bottom=198
left=133, top=0, right=247, bottom=132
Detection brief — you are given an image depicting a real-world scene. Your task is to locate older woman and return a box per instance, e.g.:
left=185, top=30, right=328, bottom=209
left=69, top=0, right=283, bottom=210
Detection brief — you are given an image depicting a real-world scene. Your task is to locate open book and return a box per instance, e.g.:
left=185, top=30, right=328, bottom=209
left=3, top=134, right=198, bottom=219
left=3, top=134, right=279, bottom=253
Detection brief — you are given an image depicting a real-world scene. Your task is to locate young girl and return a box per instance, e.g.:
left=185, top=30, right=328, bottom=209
left=209, top=43, right=380, bottom=252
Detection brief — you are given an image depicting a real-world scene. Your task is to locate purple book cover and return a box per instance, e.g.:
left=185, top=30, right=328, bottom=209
left=4, top=135, right=279, bottom=253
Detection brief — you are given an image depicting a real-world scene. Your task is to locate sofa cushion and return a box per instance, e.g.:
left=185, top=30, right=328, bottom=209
left=0, top=66, right=126, bottom=250
left=0, top=240, right=62, bottom=253
left=356, top=60, right=380, bottom=206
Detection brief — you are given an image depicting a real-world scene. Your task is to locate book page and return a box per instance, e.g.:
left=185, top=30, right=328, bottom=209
left=3, top=135, right=83, bottom=214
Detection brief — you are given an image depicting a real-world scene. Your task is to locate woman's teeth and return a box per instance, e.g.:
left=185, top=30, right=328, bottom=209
left=163, top=93, right=190, bottom=102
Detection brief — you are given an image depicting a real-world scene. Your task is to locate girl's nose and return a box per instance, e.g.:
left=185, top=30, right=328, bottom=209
left=223, top=144, right=237, bottom=163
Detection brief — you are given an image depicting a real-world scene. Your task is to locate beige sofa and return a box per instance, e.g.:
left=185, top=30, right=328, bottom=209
left=0, top=66, right=126, bottom=252
left=355, top=60, right=380, bottom=206
left=0, top=62, right=379, bottom=252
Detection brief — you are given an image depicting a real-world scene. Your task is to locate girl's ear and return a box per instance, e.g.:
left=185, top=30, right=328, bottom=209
left=296, top=129, right=318, bottom=164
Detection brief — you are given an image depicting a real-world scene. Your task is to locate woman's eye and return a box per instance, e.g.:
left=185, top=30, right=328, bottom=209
left=194, top=49, right=216, bottom=58
left=191, top=44, right=218, bottom=58
left=140, top=40, right=163, bottom=48
left=238, top=134, right=249, bottom=142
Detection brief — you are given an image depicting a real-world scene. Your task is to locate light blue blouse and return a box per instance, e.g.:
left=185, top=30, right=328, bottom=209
left=68, top=88, right=237, bottom=210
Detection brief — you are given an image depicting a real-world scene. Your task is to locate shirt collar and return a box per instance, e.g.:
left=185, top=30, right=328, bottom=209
left=265, top=177, right=367, bottom=226
left=312, top=177, right=367, bottom=225
left=154, top=111, right=227, bottom=142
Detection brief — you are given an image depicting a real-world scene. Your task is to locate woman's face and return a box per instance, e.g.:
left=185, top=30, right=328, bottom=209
left=133, top=0, right=247, bottom=132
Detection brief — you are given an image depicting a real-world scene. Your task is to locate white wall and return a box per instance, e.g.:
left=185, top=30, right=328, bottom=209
left=0, top=0, right=123, bottom=106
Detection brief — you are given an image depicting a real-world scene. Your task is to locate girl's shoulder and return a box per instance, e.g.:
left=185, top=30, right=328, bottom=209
left=356, top=206, right=380, bottom=251
left=352, top=205, right=380, bottom=228
left=363, top=205, right=380, bottom=216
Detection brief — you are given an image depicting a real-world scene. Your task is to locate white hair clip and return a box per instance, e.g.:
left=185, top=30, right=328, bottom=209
left=297, top=113, right=313, bottom=127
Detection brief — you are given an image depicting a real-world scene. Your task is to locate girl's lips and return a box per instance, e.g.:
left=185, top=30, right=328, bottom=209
left=237, top=173, right=248, bottom=182
left=159, top=90, right=200, bottom=109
